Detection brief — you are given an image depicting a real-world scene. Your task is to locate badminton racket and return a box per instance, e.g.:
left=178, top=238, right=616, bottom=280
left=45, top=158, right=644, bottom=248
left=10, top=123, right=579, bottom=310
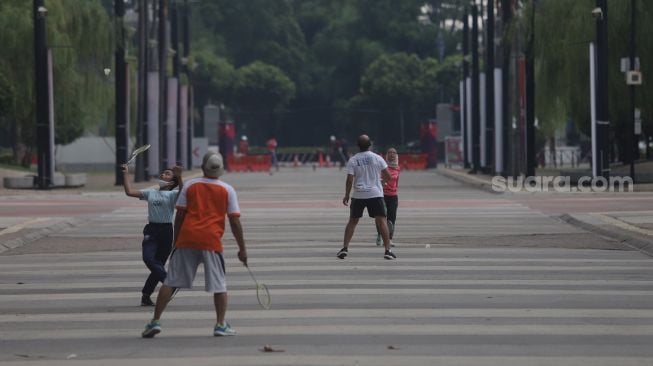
left=245, top=265, right=271, bottom=310
left=126, top=144, right=151, bottom=165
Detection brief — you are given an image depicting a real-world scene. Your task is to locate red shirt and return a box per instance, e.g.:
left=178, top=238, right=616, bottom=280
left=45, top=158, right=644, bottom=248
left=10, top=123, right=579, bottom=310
left=238, top=140, right=249, bottom=155
left=383, top=166, right=400, bottom=196
left=266, top=138, right=277, bottom=151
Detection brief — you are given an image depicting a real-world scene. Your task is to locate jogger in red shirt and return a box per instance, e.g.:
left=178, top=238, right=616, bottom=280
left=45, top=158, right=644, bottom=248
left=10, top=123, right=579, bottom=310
left=377, top=148, right=400, bottom=246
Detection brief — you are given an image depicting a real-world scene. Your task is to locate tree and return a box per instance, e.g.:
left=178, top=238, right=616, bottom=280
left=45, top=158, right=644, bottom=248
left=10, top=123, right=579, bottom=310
left=531, top=0, right=653, bottom=162
left=359, top=53, right=440, bottom=145
left=192, top=52, right=236, bottom=108
left=0, top=0, right=113, bottom=161
left=232, top=61, right=295, bottom=141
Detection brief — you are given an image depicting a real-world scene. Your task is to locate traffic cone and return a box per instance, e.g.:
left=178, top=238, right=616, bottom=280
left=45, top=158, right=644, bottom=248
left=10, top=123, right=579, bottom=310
left=318, top=152, right=325, bottom=167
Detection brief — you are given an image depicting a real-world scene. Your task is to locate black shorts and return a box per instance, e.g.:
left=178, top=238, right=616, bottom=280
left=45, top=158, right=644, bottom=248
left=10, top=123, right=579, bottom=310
left=350, top=197, right=386, bottom=218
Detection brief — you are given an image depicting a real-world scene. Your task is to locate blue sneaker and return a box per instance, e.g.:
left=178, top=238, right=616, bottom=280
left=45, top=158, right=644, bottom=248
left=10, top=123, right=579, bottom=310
left=214, top=322, right=236, bottom=336
left=142, top=319, right=161, bottom=338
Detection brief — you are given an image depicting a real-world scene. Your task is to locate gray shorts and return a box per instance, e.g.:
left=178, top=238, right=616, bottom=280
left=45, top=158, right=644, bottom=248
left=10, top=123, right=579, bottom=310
left=164, top=248, right=227, bottom=293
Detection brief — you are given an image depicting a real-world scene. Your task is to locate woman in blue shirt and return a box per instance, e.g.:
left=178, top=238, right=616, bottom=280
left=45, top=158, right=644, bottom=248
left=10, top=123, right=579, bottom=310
left=122, top=164, right=183, bottom=306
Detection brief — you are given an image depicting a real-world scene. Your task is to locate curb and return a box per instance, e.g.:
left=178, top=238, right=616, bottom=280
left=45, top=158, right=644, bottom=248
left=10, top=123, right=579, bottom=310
left=436, top=168, right=503, bottom=195
left=0, top=218, right=84, bottom=254
left=559, top=213, right=653, bottom=257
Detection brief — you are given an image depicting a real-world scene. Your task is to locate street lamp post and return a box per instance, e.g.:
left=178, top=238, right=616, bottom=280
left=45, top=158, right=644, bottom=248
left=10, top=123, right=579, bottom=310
left=485, top=0, right=495, bottom=174
left=114, top=0, right=128, bottom=186
left=471, top=3, right=481, bottom=173
left=158, top=0, right=168, bottom=172
left=629, top=0, right=637, bottom=181
left=462, top=7, right=470, bottom=169
left=595, top=0, right=610, bottom=180
left=182, top=0, right=192, bottom=170
left=525, top=0, right=536, bottom=177
left=500, top=0, right=512, bottom=178
left=33, top=0, right=53, bottom=190
left=135, top=0, right=149, bottom=182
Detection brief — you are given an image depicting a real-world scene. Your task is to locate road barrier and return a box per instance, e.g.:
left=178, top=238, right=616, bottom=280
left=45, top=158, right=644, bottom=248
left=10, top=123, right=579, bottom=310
left=398, top=153, right=428, bottom=170
left=225, top=152, right=429, bottom=172
left=227, top=155, right=271, bottom=172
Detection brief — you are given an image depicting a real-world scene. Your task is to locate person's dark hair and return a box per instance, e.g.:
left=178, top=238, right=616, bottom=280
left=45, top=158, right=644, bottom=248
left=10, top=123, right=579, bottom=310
left=357, top=135, right=371, bottom=151
left=162, top=168, right=179, bottom=191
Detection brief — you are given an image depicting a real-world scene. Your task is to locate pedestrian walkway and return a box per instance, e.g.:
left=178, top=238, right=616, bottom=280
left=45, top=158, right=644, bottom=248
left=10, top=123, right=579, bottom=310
left=438, top=167, right=653, bottom=256
left=1, top=240, right=653, bottom=364
left=1, top=169, right=652, bottom=365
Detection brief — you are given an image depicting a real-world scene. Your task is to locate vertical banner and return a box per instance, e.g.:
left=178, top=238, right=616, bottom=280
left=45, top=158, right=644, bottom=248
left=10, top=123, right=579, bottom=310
left=517, top=57, right=527, bottom=174
left=466, top=77, right=472, bottom=162
left=47, top=49, right=55, bottom=177
left=167, top=78, right=178, bottom=167
left=589, top=43, right=598, bottom=178
left=147, top=72, right=160, bottom=175
left=480, top=72, right=486, bottom=167
left=445, top=136, right=463, bottom=167
left=179, top=85, right=189, bottom=170
left=494, top=68, right=503, bottom=174
left=459, top=81, right=465, bottom=160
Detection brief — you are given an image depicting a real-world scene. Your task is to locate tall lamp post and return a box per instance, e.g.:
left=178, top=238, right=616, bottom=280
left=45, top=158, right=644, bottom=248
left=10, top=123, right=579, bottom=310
left=525, top=0, right=536, bottom=177
left=485, top=0, right=495, bottom=174
left=628, top=0, right=639, bottom=181
left=114, top=0, right=128, bottom=186
left=33, top=0, right=53, bottom=189
left=158, top=0, right=169, bottom=172
left=181, top=0, right=193, bottom=170
left=595, top=0, right=610, bottom=180
left=471, top=3, right=481, bottom=173
left=135, top=0, right=149, bottom=182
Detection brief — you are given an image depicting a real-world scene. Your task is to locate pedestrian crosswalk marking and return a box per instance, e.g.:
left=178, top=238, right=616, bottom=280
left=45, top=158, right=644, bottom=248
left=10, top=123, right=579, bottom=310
left=1, top=180, right=653, bottom=365
left=3, top=308, right=653, bottom=323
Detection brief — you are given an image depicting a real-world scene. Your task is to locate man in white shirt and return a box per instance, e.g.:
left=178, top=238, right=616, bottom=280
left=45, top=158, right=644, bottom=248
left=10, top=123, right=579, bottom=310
left=338, top=135, right=396, bottom=260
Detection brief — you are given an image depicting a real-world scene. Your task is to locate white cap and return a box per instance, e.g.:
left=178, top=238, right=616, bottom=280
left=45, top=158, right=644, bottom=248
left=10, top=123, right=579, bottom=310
left=202, top=152, right=225, bottom=178
left=241, top=135, right=248, bottom=141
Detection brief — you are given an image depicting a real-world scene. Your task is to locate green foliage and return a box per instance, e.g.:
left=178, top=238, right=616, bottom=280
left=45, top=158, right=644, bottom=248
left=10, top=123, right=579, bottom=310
left=233, top=61, right=296, bottom=110
left=362, top=53, right=425, bottom=106
left=191, top=0, right=463, bottom=146
left=532, top=0, right=653, bottom=151
left=0, top=0, right=35, bottom=145
left=192, top=52, right=236, bottom=107
left=2, top=0, right=464, bottom=149
left=0, top=70, right=13, bottom=117
left=0, top=0, right=113, bottom=149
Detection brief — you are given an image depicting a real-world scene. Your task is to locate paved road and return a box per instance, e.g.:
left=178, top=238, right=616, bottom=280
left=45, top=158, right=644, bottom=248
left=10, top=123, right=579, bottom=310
left=1, top=168, right=653, bottom=365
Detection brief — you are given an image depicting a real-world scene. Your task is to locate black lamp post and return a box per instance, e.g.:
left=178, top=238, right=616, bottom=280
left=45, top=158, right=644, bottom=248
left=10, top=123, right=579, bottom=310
left=114, top=0, right=128, bottom=186
left=595, top=0, right=610, bottom=180
left=33, top=0, right=53, bottom=189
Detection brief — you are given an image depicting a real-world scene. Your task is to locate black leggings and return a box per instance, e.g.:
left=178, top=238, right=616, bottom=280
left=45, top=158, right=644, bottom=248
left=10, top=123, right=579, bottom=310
left=384, top=195, right=398, bottom=225
left=141, top=223, right=173, bottom=296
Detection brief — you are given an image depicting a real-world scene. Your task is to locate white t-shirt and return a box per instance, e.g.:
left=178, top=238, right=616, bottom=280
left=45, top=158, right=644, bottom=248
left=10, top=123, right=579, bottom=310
left=346, top=151, right=388, bottom=199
